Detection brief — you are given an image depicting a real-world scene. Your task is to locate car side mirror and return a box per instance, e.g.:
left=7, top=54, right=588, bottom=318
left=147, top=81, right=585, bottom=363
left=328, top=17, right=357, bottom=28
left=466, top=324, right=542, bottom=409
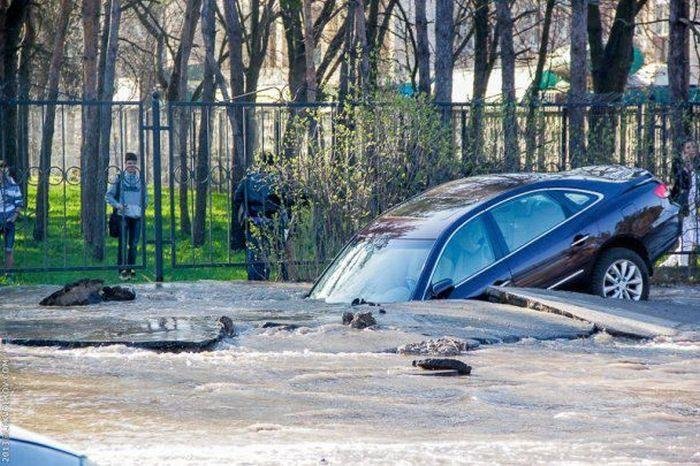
left=429, top=278, right=454, bottom=299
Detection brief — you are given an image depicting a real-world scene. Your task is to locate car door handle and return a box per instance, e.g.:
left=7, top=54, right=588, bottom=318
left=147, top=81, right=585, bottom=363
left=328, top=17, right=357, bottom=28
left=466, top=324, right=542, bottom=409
left=571, top=234, right=590, bottom=247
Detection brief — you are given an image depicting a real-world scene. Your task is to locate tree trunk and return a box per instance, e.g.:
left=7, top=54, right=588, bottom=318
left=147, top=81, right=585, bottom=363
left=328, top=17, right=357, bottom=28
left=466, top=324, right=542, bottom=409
left=414, top=0, right=429, bottom=96
left=524, top=0, right=555, bottom=171
left=302, top=0, right=317, bottom=103
left=587, top=0, right=647, bottom=163
left=0, top=0, right=30, bottom=175
left=93, top=0, right=121, bottom=260
left=466, top=0, right=491, bottom=173
left=167, top=0, right=201, bottom=236
left=338, top=0, right=356, bottom=104
left=281, top=0, right=307, bottom=102
left=33, top=0, right=71, bottom=241
left=668, top=0, right=690, bottom=159
left=496, top=0, right=518, bottom=171
left=16, top=7, right=32, bottom=191
left=434, top=0, right=453, bottom=104
left=355, top=0, right=371, bottom=96
left=192, top=0, right=216, bottom=247
left=569, top=0, right=588, bottom=168
left=222, top=0, right=247, bottom=250
left=81, top=0, right=100, bottom=246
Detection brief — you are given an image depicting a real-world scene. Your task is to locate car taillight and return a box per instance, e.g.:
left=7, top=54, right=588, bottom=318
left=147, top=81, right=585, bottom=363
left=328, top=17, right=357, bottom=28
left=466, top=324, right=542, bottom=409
left=653, top=182, right=670, bottom=199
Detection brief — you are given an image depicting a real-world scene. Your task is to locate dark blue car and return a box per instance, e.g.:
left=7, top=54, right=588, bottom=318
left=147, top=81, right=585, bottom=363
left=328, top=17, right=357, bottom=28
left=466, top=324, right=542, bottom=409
left=310, top=166, right=681, bottom=303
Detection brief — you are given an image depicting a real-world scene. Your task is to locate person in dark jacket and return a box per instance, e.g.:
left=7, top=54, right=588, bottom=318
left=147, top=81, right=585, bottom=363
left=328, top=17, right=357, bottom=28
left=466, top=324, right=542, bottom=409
left=233, top=153, right=287, bottom=280
left=665, top=139, right=699, bottom=267
left=105, top=152, right=147, bottom=280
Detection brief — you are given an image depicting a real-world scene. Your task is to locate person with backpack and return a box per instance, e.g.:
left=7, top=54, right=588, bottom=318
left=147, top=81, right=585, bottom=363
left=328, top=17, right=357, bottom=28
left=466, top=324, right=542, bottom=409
left=233, top=152, right=287, bottom=281
left=105, top=152, right=147, bottom=280
left=0, top=160, right=23, bottom=269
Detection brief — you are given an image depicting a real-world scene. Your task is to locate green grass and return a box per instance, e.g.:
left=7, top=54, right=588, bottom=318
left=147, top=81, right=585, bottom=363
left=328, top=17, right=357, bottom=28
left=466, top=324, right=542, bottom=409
left=1, top=181, right=248, bottom=286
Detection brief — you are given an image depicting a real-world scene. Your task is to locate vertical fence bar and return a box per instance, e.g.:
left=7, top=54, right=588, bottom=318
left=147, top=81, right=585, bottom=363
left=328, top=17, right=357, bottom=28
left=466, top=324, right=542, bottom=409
left=138, top=102, right=147, bottom=269
left=151, top=92, right=164, bottom=281
left=168, top=103, right=177, bottom=268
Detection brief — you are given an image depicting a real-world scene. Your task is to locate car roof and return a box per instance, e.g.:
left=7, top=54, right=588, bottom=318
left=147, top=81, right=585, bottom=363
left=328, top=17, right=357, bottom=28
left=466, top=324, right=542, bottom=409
left=358, top=165, right=651, bottom=240
left=10, top=425, right=85, bottom=458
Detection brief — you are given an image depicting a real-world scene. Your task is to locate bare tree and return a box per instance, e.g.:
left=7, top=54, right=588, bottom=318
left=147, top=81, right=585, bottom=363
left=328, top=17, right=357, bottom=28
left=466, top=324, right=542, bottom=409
left=15, top=7, right=33, bottom=188
left=524, top=0, right=555, bottom=170
left=587, top=0, right=648, bottom=160
left=434, top=0, right=454, bottom=105
left=415, top=0, right=430, bottom=95
left=34, top=0, right=73, bottom=241
left=668, top=0, right=690, bottom=159
left=192, top=0, right=215, bottom=247
left=221, top=0, right=249, bottom=249
left=302, top=0, right=317, bottom=103
left=338, top=0, right=357, bottom=103
left=167, top=0, right=202, bottom=236
left=496, top=0, right=518, bottom=171
left=466, top=0, right=499, bottom=173
left=0, top=0, right=30, bottom=174
left=569, top=0, right=588, bottom=167
left=81, top=0, right=100, bottom=247
left=355, top=0, right=371, bottom=96
left=93, top=0, right=122, bottom=260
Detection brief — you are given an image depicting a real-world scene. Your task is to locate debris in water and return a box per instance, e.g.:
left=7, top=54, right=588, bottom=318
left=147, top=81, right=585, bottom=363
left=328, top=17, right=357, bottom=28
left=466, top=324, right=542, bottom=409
left=261, top=322, right=300, bottom=331
left=39, top=279, right=105, bottom=306
left=40, top=279, right=136, bottom=306
left=412, top=358, right=472, bottom=375
left=342, top=311, right=354, bottom=325
left=102, top=286, right=136, bottom=302
left=218, top=316, right=237, bottom=337
left=399, top=337, right=479, bottom=356
left=342, top=311, right=377, bottom=329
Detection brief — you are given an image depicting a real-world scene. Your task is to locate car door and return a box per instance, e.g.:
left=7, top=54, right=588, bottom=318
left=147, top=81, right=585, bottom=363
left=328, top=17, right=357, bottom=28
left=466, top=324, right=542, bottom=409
left=488, top=189, right=602, bottom=289
left=425, top=213, right=511, bottom=299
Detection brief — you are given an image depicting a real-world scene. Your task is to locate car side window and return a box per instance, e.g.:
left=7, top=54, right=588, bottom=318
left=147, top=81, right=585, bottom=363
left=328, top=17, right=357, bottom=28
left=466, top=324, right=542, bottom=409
left=433, top=216, right=496, bottom=285
left=490, top=192, right=567, bottom=252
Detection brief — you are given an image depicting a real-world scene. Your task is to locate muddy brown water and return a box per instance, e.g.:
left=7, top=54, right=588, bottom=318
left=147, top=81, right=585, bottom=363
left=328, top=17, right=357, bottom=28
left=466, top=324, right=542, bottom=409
left=1, top=282, right=698, bottom=465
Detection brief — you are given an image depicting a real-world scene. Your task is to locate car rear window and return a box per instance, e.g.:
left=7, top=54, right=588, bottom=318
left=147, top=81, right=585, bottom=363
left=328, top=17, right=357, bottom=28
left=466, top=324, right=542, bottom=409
left=563, top=191, right=597, bottom=210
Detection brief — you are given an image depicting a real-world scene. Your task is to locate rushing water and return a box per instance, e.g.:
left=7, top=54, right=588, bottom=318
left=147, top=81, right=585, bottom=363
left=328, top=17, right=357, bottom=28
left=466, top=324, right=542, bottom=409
left=1, top=283, right=699, bottom=465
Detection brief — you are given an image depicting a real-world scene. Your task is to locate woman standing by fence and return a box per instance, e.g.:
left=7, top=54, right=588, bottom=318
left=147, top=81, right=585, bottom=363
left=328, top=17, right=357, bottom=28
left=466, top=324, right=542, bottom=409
left=664, top=139, right=700, bottom=268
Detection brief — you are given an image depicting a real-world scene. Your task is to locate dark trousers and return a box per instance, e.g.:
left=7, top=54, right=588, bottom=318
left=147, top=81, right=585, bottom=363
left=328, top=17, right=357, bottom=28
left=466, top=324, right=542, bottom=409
left=245, top=223, right=270, bottom=281
left=117, top=216, right=141, bottom=271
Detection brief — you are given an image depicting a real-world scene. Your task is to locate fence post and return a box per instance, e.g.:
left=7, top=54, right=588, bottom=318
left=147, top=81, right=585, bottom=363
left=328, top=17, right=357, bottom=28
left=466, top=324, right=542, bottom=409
left=151, top=91, right=164, bottom=282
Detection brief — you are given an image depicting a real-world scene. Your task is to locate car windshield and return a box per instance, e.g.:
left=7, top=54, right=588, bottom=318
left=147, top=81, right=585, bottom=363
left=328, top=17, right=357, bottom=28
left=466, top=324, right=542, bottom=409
left=310, top=238, right=434, bottom=303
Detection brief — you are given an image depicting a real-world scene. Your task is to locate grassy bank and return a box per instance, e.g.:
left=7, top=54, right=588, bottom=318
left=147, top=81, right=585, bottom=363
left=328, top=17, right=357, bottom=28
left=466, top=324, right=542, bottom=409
left=1, top=181, right=248, bottom=285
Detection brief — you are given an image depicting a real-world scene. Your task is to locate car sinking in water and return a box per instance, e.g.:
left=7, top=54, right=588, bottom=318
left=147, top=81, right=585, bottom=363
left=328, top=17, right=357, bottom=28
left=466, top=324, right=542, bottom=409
left=5, top=425, right=95, bottom=466
left=310, top=166, right=681, bottom=303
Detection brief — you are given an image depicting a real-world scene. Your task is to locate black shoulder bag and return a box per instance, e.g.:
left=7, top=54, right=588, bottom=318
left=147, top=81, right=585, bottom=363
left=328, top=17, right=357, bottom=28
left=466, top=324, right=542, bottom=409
left=108, top=176, right=122, bottom=238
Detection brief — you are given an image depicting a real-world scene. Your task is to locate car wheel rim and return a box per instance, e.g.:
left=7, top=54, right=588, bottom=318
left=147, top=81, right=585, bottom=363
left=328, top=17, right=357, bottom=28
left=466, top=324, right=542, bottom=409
left=602, top=259, right=643, bottom=300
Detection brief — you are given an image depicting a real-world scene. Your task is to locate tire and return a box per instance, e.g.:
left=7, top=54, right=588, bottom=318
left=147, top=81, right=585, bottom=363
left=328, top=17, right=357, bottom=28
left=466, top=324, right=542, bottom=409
left=589, top=248, right=649, bottom=301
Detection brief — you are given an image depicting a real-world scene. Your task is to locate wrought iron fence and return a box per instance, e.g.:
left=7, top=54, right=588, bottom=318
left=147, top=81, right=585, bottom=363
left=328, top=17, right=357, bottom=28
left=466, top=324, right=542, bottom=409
left=0, top=95, right=698, bottom=280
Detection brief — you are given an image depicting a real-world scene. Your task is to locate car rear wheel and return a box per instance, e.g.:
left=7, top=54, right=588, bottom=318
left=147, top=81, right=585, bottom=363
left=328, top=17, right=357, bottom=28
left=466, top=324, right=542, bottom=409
left=590, top=248, right=649, bottom=301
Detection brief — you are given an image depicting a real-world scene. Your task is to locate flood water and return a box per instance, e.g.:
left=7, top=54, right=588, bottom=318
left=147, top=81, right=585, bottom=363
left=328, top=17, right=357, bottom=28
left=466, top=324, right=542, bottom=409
left=2, top=282, right=699, bottom=465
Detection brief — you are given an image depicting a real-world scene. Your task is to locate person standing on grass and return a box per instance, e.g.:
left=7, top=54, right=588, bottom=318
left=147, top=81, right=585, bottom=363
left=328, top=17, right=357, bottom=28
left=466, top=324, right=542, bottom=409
left=664, top=139, right=699, bottom=267
left=0, top=160, right=23, bottom=269
left=105, top=152, right=147, bottom=280
left=234, top=152, right=287, bottom=281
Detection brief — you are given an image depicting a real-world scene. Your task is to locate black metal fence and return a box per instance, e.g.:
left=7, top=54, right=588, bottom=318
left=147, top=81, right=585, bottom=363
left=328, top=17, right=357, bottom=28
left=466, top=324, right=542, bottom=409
left=0, top=95, right=699, bottom=280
